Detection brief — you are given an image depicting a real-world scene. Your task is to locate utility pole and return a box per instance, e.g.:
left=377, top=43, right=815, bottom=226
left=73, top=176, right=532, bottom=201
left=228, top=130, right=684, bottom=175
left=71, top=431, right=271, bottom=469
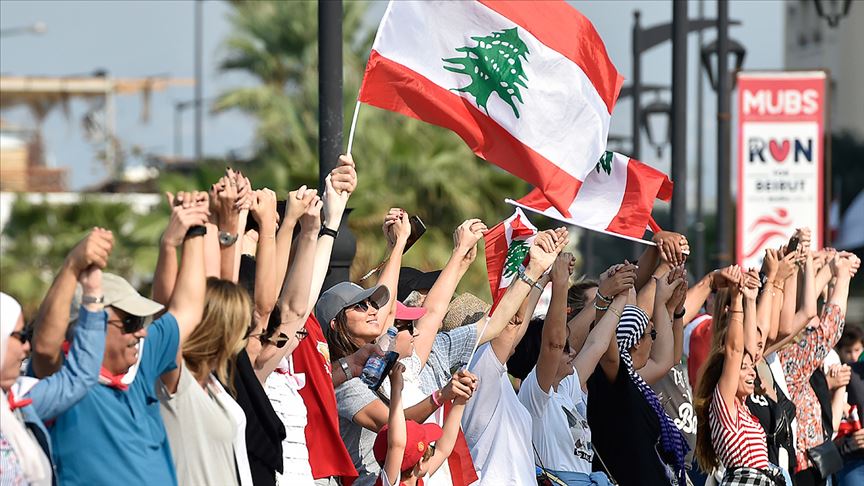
left=695, top=0, right=706, bottom=278
left=716, top=0, right=731, bottom=267
left=670, top=0, right=688, bottom=234
left=194, top=0, right=203, bottom=163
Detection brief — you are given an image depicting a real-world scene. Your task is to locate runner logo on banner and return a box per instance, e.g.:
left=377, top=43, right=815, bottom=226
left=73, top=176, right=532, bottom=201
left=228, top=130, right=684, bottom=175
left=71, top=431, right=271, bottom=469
left=736, top=71, right=826, bottom=269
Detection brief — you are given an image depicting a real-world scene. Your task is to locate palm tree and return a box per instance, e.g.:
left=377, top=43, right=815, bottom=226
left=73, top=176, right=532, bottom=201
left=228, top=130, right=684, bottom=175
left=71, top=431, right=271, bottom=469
left=213, top=0, right=530, bottom=299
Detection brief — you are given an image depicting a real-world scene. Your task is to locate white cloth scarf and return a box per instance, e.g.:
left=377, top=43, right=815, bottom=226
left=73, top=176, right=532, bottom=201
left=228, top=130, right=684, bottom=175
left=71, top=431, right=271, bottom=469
left=0, top=292, right=51, bottom=485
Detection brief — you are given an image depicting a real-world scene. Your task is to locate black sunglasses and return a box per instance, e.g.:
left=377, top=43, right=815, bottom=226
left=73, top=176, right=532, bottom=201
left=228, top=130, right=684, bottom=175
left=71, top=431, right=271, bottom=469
left=249, top=331, right=290, bottom=349
left=350, top=299, right=379, bottom=313
left=295, top=327, right=309, bottom=342
left=394, top=320, right=415, bottom=335
left=108, top=314, right=147, bottom=334
left=10, top=328, right=33, bottom=344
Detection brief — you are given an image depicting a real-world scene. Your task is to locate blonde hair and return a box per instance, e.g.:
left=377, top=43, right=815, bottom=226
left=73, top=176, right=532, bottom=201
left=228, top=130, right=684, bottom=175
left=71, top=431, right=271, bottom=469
left=183, top=278, right=252, bottom=392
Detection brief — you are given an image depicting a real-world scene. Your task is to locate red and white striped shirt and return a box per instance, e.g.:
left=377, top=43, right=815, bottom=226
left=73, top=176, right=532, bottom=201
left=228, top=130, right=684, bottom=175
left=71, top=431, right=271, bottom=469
left=709, top=387, right=769, bottom=469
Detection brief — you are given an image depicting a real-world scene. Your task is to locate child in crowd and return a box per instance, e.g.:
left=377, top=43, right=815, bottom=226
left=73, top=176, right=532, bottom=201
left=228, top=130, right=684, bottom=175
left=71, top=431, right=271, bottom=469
left=374, top=363, right=476, bottom=486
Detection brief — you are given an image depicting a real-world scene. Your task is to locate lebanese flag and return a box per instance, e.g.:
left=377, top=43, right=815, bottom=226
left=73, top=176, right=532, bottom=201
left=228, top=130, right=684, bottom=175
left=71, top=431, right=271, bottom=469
left=509, top=151, right=673, bottom=241
left=359, top=0, right=623, bottom=216
left=484, top=208, right=538, bottom=309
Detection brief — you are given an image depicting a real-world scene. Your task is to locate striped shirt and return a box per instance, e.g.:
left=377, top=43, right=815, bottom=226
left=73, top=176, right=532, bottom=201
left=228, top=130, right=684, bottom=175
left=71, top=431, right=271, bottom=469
left=709, top=387, right=769, bottom=470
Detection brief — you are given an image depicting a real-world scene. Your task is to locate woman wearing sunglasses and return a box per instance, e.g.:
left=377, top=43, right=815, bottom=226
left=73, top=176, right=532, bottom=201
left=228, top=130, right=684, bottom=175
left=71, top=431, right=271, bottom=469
left=158, top=277, right=255, bottom=486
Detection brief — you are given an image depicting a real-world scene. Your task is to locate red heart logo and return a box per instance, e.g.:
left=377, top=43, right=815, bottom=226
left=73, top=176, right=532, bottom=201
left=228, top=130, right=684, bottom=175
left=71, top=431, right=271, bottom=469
left=769, top=140, right=790, bottom=162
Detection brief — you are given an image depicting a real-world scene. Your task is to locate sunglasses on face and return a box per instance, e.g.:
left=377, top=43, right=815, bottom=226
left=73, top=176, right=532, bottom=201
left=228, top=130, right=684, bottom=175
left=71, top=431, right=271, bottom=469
left=108, top=314, right=147, bottom=334
left=10, top=328, right=33, bottom=344
left=349, top=299, right=379, bottom=313
left=394, top=320, right=416, bottom=335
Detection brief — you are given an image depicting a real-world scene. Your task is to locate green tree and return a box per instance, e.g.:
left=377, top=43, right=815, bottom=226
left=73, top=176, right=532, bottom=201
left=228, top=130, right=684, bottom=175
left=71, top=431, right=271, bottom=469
left=213, top=0, right=529, bottom=299
left=443, top=27, right=530, bottom=118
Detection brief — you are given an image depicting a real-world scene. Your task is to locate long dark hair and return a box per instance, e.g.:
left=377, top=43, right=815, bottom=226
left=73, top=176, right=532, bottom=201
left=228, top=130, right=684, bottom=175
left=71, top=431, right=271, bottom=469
left=694, top=350, right=724, bottom=472
left=327, top=309, right=362, bottom=361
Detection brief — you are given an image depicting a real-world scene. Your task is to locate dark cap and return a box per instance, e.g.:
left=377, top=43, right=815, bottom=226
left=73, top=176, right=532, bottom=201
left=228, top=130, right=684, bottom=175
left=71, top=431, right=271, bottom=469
left=397, top=267, right=441, bottom=302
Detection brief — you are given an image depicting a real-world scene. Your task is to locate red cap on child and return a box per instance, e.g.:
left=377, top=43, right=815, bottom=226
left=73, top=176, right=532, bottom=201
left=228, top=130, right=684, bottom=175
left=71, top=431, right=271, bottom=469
left=373, top=420, right=443, bottom=472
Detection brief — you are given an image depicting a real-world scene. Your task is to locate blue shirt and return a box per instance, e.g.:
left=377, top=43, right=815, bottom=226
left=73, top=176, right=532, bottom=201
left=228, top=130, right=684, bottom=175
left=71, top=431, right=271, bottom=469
left=50, top=313, right=180, bottom=486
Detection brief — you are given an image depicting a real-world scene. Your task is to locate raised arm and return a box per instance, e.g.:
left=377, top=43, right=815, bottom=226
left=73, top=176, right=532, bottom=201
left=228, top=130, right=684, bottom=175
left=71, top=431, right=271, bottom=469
left=718, top=288, right=745, bottom=411
left=638, top=267, right=684, bottom=384
left=166, top=193, right=208, bottom=345
left=488, top=228, right=568, bottom=363
left=535, top=253, right=574, bottom=392
left=274, top=186, right=311, bottom=295
left=636, top=261, right=669, bottom=315
left=253, top=196, right=322, bottom=380
left=573, top=266, right=631, bottom=390
left=249, top=189, right=280, bottom=320
left=30, top=228, right=114, bottom=378
left=413, top=219, right=485, bottom=367
left=29, top=265, right=108, bottom=420
left=375, top=209, right=413, bottom=329
left=776, top=249, right=800, bottom=341
left=828, top=252, right=859, bottom=316
left=152, top=193, right=210, bottom=306
left=741, top=281, right=760, bottom=359
left=306, top=156, right=357, bottom=314
left=427, top=371, right=477, bottom=476
left=382, top=363, right=407, bottom=486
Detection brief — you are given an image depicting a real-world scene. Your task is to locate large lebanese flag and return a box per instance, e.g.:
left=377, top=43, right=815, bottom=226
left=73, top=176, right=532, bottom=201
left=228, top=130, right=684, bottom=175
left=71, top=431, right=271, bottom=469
left=509, top=151, right=673, bottom=241
left=359, top=0, right=623, bottom=216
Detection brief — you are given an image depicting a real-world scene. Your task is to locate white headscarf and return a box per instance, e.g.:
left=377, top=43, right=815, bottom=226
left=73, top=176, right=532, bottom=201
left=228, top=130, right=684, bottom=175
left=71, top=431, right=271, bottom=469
left=1, top=292, right=51, bottom=484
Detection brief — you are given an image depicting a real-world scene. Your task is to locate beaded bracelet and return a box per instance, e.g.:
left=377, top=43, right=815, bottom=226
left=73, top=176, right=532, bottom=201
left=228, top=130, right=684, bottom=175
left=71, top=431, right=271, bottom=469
left=596, top=290, right=613, bottom=304
left=593, top=300, right=610, bottom=312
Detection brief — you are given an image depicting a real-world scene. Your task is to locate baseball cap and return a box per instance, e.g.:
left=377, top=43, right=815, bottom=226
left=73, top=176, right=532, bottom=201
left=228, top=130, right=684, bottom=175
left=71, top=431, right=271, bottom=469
left=397, top=267, right=441, bottom=302
left=71, top=273, right=164, bottom=322
left=315, top=282, right=390, bottom=334
left=395, top=301, right=426, bottom=321
left=373, top=420, right=443, bottom=472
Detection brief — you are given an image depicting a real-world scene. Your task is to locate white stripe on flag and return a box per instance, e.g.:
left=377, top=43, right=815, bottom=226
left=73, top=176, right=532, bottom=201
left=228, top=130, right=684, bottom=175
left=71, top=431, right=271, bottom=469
left=373, top=0, right=612, bottom=182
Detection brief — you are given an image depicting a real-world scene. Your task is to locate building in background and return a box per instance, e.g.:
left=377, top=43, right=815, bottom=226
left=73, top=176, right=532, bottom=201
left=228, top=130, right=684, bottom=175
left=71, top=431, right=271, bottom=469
left=784, top=0, right=864, bottom=139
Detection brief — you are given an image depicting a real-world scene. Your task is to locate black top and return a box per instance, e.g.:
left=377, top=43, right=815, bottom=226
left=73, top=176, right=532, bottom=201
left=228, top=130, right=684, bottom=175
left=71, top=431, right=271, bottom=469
left=587, top=363, right=674, bottom=486
left=653, top=364, right=697, bottom=464
left=228, top=349, right=286, bottom=486
left=746, top=377, right=797, bottom=471
left=839, top=363, right=864, bottom=460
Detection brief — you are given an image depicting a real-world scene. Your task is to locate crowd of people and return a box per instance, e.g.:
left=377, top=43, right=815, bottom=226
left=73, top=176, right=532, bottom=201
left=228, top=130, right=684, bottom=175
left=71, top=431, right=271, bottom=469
left=1, top=154, right=862, bottom=486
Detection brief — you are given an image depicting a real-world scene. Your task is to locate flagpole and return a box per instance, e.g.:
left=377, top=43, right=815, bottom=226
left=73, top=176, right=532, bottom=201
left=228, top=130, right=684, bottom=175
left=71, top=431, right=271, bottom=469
left=346, top=100, right=361, bottom=156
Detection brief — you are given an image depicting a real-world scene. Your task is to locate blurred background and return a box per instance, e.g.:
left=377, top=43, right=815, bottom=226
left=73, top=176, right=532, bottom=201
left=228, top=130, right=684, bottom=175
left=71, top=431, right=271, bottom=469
left=1, top=0, right=861, bottom=321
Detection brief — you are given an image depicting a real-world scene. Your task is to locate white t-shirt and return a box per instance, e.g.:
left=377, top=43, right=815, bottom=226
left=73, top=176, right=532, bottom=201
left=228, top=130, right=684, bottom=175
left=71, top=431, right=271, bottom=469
left=518, top=367, right=593, bottom=473
left=380, top=469, right=400, bottom=486
left=209, top=375, right=254, bottom=486
left=265, top=356, right=314, bottom=486
left=461, top=343, right=534, bottom=486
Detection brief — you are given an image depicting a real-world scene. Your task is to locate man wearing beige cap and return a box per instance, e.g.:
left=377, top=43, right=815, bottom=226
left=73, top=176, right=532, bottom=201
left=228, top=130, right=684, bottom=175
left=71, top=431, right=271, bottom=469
left=32, top=201, right=208, bottom=486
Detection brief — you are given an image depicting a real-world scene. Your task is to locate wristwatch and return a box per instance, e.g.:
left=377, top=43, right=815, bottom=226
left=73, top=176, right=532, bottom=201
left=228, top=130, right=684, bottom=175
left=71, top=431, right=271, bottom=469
left=81, top=295, right=104, bottom=305
left=338, top=358, right=353, bottom=380
left=218, top=231, right=239, bottom=247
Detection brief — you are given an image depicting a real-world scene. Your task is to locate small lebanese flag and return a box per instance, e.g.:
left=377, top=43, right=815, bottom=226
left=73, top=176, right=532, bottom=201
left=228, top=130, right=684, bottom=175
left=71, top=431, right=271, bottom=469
left=509, top=151, right=673, bottom=241
left=359, top=0, right=623, bottom=216
left=485, top=208, right=538, bottom=308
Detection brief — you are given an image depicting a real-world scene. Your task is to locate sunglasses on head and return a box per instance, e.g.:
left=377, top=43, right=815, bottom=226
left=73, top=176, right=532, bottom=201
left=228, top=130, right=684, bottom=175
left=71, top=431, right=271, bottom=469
left=349, top=299, right=379, bottom=313
left=10, top=328, right=33, bottom=344
left=248, top=330, right=290, bottom=349
left=108, top=314, right=147, bottom=334
left=295, top=327, right=309, bottom=342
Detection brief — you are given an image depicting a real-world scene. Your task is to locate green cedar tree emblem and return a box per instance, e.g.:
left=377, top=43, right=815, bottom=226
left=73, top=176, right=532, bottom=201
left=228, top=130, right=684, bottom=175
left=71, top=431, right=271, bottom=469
left=502, top=239, right=531, bottom=279
left=443, top=27, right=530, bottom=119
left=595, top=151, right=613, bottom=175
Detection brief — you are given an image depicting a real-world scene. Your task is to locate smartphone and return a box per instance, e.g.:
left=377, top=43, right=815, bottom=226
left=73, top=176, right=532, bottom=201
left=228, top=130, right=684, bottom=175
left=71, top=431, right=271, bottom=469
left=369, top=351, right=400, bottom=391
left=787, top=236, right=800, bottom=254
left=245, top=200, right=287, bottom=233
left=403, top=215, right=427, bottom=254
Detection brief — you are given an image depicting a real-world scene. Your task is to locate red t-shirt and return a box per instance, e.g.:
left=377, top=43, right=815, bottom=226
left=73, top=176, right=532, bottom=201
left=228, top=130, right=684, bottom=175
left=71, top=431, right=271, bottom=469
left=685, top=314, right=713, bottom=389
left=294, top=315, right=358, bottom=480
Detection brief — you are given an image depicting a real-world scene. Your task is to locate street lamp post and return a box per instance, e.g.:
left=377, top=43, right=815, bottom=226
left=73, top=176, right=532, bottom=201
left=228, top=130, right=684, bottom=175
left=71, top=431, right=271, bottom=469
left=671, top=0, right=688, bottom=235
left=194, top=0, right=203, bottom=163
left=319, top=0, right=356, bottom=289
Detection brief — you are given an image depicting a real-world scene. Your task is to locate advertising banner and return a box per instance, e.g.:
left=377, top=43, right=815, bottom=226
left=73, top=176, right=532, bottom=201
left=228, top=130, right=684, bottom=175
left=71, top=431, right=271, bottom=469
left=737, top=71, right=826, bottom=268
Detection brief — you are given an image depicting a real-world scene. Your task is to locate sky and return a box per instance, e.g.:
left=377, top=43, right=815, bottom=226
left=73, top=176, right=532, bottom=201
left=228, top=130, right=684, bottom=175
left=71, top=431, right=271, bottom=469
left=0, top=0, right=784, bottom=213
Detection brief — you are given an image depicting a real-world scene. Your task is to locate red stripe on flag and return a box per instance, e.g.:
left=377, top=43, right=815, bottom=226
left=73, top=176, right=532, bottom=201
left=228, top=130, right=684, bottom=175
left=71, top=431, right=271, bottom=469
left=478, top=0, right=624, bottom=114
left=516, top=187, right=555, bottom=212
left=484, top=220, right=509, bottom=308
left=606, top=158, right=672, bottom=238
left=359, top=50, right=581, bottom=216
